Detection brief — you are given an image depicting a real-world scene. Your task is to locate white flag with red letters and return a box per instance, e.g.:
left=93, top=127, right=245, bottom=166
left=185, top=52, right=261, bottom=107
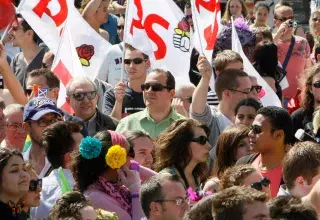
left=124, top=0, right=193, bottom=84
left=191, top=0, right=221, bottom=63
left=231, top=19, right=282, bottom=107
left=20, top=0, right=111, bottom=81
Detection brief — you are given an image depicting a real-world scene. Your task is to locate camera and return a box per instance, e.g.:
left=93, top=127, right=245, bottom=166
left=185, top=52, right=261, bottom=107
left=288, top=20, right=298, bottom=28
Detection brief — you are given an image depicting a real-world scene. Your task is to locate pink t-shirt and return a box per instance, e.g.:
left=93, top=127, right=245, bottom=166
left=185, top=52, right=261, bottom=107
left=277, top=36, right=310, bottom=99
left=252, top=155, right=283, bottom=198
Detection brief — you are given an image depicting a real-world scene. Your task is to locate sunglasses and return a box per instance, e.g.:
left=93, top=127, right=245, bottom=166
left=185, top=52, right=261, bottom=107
left=251, top=85, right=262, bottom=94
left=313, top=81, right=320, bottom=89
left=191, top=135, right=209, bottom=145
left=185, top=14, right=192, bottom=19
left=251, top=177, right=270, bottom=191
left=184, top=96, right=192, bottom=103
left=29, top=179, right=42, bottom=192
left=72, top=91, right=97, bottom=101
left=276, top=16, right=294, bottom=22
left=312, top=18, right=320, bottom=22
left=42, top=63, right=49, bottom=69
left=117, top=25, right=124, bottom=30
left=141, top=83, right=172, bottom=92
left=249, top=124, right=263, bottom=134
left=124, top=58, right=145, bottom=65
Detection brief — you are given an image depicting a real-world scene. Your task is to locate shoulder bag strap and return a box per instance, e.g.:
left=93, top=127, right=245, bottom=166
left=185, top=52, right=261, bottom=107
left=282, top=36, right=295, bottom=71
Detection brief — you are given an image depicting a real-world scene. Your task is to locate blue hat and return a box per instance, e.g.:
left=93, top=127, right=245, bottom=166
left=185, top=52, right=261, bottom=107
left=23, top=97, right=63, bottom=122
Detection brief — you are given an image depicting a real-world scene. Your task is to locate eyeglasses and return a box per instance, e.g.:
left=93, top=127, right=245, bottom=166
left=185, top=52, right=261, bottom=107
left=251, top=177, right=270, bottom=191
left=249, top=124, right=263, bottom=134
left=71, top=91, right=97, bottom=101
left=29, top=179, right=42, bottom=191
left=228, top=89, right=250, bottom=95
left=313, top=81, right=320, bottom=89
left=124, top=58, right=146, bottom=65
left=251, top=85, right=262, bottom=94
left=141, top=83, right=172, bottom=92
left=117, top=25, right=124, bottom=30
left=42, top=63, right=50, bottom=69
left=312, top=18, right=320, bottom=22
left=185, top=14, right=192, bottom=19
left=276, top=16, right=294, bottom=22
left=184, top=96, right=192, bottom=103
left=6, top=122, right=24, bottom=130
left=30, top=117, right=62, bottom=127
left=155, top=197, right=190, bottom=206
left=191, top=136, right=209, bottom=145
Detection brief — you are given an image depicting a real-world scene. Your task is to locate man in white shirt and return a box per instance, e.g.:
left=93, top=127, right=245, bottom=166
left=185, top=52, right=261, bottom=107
left=31, top=121, right=83, bottom=219
left=22, top=97, right=63, bottom=178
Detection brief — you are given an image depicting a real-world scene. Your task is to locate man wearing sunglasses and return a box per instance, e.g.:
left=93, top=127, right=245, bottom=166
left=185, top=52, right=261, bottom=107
left=104, top=45, right=149, bottom=120
left=273, top=5, right=311, bottom=106
left=8, top=14, right=46, bottom=90
left=30, top=121, right=83, bottom=219
left=184, top=3, right=193, bottom=31
left=66, top=77, right=117, bottom=136
left=237, top=106, right=293, bottom=198
left=140, top=174, right=189, bottom=220
left=278, top=141, right=320, bottom=198
left=22, top=97, right=64, bottom=178
left=116, top=69, right=185, bottom=138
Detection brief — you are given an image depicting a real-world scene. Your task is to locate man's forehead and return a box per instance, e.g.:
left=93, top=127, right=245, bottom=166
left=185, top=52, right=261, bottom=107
left=146, top=72, right=167, bottom=82
left=70, top=80, right=94, bottom=91
left=253, top=114, right=270, bottom=126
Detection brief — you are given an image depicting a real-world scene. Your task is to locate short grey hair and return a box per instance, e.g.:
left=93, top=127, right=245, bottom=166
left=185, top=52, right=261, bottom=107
left=65, top=77, right=97, bottom=96
left=175, top=83, right=195, bottom=97
left=3, top=104, right=24, bottom=116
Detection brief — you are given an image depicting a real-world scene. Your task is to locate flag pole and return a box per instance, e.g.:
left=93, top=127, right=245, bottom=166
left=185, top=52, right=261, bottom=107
left=191, top=0, right=204, bottom=56
left=120, top=0, right=130, bottom=82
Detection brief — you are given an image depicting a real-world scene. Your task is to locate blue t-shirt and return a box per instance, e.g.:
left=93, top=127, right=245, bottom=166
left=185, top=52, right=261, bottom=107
left=101, top=14, right=120, bottom=45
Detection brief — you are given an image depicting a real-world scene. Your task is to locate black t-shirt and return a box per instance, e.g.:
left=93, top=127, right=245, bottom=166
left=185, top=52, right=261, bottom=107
left=103, top=84, right=146, bottom=117
left=291, top=107, right=313, bottom=137
left=0, top=201, right=28, bottom=220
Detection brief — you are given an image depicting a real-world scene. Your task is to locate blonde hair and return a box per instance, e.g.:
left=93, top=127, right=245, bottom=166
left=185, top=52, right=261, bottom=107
left=310, top=10, right=320, bottom=38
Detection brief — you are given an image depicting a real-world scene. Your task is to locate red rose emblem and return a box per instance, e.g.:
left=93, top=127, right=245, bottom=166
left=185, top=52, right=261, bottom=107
left=76, top=44, right=95, bottom=67
left=177, top=18, right=190, bottom=32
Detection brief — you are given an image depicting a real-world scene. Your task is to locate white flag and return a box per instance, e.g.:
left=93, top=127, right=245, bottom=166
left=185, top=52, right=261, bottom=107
left=231, top=19, right=282, bottom=107
left=20, top=0, right=110, bottom=80
left=124, top=0, right=193, bottom=84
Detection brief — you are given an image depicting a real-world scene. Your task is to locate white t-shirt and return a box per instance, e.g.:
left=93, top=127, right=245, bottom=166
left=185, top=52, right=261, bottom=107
left=97, top=42, right=128, bottom=87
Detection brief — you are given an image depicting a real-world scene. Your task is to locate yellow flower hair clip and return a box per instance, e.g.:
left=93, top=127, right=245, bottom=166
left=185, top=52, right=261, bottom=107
left=105, top=145, right=127, bottom=169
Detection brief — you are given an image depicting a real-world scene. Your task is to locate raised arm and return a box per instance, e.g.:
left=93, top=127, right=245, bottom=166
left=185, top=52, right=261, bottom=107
left=0, top=42, right=27, bottom=105
left=82, top=0, right=103, bottom=20
left=191, top=55, right=212, bottom=114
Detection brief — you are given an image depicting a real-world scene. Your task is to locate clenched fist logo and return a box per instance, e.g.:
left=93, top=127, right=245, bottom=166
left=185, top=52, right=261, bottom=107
left=173, top=18, right=191, bottom=52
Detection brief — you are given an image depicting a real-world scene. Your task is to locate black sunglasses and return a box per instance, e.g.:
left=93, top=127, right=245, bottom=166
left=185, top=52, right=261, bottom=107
left=251, top=85, right=262, bottom=94
left=313, top=81, right=320, bottom=89
left=191, top=136, right=209, bottom=145
left=276, top=16, right=294, bottom=22
left=124, top=58, right=145, bottom=65
left=117, top=25, right=124, bottom=30
left=72, top=91, right=97, bottom=101
left=249, top=125, right=263, bottom=134
left=141, top=83, right=172, bottom=92
left=313, top=18, right=320, bottom=22
left=185, top=14, right=192, bottom=19
left=251, top=177, right=270, bottom=191
left=29, top=179, right=42, bottom=192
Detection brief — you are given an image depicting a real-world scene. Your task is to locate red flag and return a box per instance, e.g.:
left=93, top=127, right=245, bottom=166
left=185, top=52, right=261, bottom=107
left=0, top=0, right=15, bottom=30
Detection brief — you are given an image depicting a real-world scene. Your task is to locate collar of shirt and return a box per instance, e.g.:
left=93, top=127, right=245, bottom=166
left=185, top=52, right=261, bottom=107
left=137, top=107, right=181, bottom=122
left=22, top=146, right=51, bottom=178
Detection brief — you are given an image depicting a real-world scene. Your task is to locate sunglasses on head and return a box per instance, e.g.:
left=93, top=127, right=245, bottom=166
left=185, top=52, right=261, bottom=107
left=141, top=83, right=172, bottom=92
left=313, top=81, right=320, bottom=89
left=251, top=85, right=262, bottom=94
left=72, top=91, right=97, bottom=101
left=117, top=25, right=124, bottom=30
left=124, top=58, right=145, bottom=65
left=191, top=135, right=209, bottom=145
left=29, top=179, right=42, bottom=192
left=251, top=177, right=270, bottom=191
left=249, top=124, right=263, bottom=134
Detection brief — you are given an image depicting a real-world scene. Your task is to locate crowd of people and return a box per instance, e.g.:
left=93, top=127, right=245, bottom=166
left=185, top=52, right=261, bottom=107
left=1, top=0, right=320, bottom=219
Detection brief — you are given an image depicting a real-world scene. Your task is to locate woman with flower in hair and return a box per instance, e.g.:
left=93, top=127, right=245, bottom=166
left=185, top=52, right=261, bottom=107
left=0, top=148, right=30, bottom=220
left=154, top=119, right=210, bottom=191
left=70, top=130, right=145, bottom=220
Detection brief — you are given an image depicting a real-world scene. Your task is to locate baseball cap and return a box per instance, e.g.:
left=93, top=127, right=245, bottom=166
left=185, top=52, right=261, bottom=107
left=23, top=97, right=63, bottom=122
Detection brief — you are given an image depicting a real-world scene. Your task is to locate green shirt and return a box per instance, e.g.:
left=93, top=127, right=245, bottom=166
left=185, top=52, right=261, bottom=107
left=116, top=108, right=185, bottom=139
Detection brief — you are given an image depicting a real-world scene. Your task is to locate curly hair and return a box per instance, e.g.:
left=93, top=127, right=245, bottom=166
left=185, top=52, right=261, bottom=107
left=154, top=119, right=210, bottom=177
left=220, top=164, right=257, bottom=190
left=213, top=125, right=250, bottom=177
left=70, top=131, right=114, bottom=192
left=0, top=148, right=23, bottom=187
left=48, top=191, right=90, bottom=220
left=300, top=64, right=320, bottom=114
